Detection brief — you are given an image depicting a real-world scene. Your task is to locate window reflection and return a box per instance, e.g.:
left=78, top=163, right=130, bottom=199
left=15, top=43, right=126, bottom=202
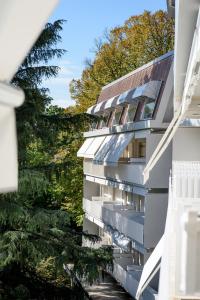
left=113, top=107, right=123, bottom=126
left=120, top=138, right=146, bottom=162
left=126, top=103, right=138, bottom=123
left=140, top=99, right=156, bottom=120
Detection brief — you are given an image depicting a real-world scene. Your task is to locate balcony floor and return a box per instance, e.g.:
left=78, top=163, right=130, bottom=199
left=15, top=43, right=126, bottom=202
left=85, top=271, right=133, bottom=300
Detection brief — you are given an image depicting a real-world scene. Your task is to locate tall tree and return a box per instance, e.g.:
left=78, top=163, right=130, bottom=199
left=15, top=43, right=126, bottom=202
left=0, top=20, right=111, bottom=299
left=70, top=10, right=174, bottom=112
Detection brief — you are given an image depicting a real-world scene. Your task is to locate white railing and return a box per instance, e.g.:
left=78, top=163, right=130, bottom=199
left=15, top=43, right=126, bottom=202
left=84, top=160, right=145, bottom=185
left=92, top=196, right=112, bottom=202
left=82, top=234, right=111, bottom=249
left=110, top=260, right=157, bottom=300
left=102, top=205, right=144, bottom=245
left=83, top=197, right=113, bottom=222
left=158, top=161, right=200, bottom=300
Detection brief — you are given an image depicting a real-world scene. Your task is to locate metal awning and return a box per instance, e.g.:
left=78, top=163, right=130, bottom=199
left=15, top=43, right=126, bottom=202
left=93, top=132, right=134, bottom=166
left=77, top=138, right=94, bottom=157
left=87, top=96, right=119, bottom=115
left=84, top=136, right=106, bottom=158
left=116, top=88, right=136, bottom=106
left=93, top=101, right=107, bottom=114
left=93, top=135, right=117, bottom=164
left=77, top=136, right=106, bottom=158
left=116, top=80, right=162, bottom=106
left=86, top=105, right=96, bottom=115
left=104, top=95, right=119, bottom=110
left=103, top=132, right=135, bottom=166
left=87, top=81, right=161, bottom=115
left=86, top=102, right=105, bottom=115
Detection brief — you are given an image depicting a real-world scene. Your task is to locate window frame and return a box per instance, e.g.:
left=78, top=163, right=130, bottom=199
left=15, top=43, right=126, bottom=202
left=112, top=107, right=123, bottom=126
left=126, top=102, right=138, bottom=123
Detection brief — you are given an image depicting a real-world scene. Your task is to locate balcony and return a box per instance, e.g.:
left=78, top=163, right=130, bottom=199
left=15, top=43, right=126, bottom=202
left=102, top=204, right=144, bottom=245
left=83, top=199, right=144, bottom=245
left=84, top=159, right=145, bottom=185
left=83, top=197, right=113, bottom=225
left=110, top=258, right=157, bottom=300
left=82, top=233, right=111, bottom=249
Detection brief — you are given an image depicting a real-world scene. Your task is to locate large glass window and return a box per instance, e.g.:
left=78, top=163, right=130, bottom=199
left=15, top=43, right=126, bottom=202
left=123, top=192, right=145, bottom=212
left=98, top=111, right=112, bottom=129
left=123, top=191, right=134, bottom=206
left=90, top=120, right=98, bottom=130
left=134, top=194, right=145, bottom=212
left=120, top=138, right=146, bottom=161
left=126, top=103, right=138, bottom=123
left=100, top=111, right=112, bottom=128
left=131, top=248, right=144, bottom=266
left=140, top=98, right=156, bottom=120
left=100, top=185, right=113, bottom=200
left=112, top=107, right=123, bottom=126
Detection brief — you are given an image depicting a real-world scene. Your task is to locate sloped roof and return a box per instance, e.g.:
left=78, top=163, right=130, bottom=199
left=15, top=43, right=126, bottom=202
left=97, top=51, right=174, bottom=104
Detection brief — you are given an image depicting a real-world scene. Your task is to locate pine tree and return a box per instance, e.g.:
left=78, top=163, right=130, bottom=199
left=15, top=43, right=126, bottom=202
left=0, top=20, right=111, bottom=299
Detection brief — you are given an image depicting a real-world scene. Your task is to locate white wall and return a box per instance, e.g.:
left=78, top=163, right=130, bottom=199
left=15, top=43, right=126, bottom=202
left=101, top=185, right=114, bottom=199
left=84, top=159, right=106, bottom=177
left=173, top=127, right=200, bottom=161
left=144, top=193, right=168, bottom=249
left=146, top=133, right=172, bottom=189
left=83, top=217, right=99, bottom=235
left=83, top=179, right=99, bottom=200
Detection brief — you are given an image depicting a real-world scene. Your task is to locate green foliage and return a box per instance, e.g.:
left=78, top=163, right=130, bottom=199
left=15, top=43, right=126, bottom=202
left=0, top=19, right=112, bottom=298
left=70, top=10, right=174, bottom=112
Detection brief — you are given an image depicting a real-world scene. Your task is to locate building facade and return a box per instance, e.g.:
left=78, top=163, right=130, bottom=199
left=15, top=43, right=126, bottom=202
left=78, top=51, right=174, bottom=299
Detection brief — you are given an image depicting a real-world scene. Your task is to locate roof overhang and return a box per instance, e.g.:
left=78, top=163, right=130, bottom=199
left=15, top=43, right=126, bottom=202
left=87, top=81, right=162, bottom=114
left=166, top=0, right=175, bottom=18
left=174, top=0, right=199, bottom=104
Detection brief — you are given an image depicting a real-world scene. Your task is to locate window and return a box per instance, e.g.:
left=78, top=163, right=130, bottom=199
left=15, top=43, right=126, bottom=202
left=114, top=188, right=123, bottom=203
left=90, top=121, right=98, bottom=130
left=134, top=194, right=145, bottom=212
left=124, top=191, right=134, bottom=205
left=123, top=193, right=145, bottom=212
left=120, top=138, right=146, bottom=161
left=126, top=103, right=137, bottom=123
left=131, top=248, right=144, bottom=266
left=120, top=140, right=134, bottom=161
left=137, top=140, right=146, bottom=158
left=100, top=185, right=113, bottom=200
left=140, top=99, right=156, bottom=120
left=99, top=111, right=112, bottom=129
left=112, top=107, right=123, bottom=126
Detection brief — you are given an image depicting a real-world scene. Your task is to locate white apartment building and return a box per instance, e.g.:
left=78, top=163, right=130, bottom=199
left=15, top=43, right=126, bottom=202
left=78, top=51, right=174, bottom=299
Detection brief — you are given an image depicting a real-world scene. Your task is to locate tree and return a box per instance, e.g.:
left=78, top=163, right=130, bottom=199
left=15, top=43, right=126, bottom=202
left=70, top=10, right=174, bottom=112
left=0, top=20, right=111, bottom=299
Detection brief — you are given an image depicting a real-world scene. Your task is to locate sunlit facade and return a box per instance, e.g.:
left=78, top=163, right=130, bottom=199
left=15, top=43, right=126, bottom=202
left=78, top=51, right=174, bottom=299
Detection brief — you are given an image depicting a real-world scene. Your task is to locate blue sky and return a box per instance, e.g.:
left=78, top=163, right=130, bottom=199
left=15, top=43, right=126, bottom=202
left=45, top=0, right=167, bottom=108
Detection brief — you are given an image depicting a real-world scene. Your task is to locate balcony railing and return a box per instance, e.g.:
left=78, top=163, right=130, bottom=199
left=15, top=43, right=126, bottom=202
left=84, top=159, right=145, bottom=185
left=82, top=234, right=111, bottom=249
left=84, top=198, right=144, bottom=245
left=109, top=258, right=157, bottom=300
left=83, top=197, right=113, bottom=223
left=102, top=204, right=144, bottom=245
